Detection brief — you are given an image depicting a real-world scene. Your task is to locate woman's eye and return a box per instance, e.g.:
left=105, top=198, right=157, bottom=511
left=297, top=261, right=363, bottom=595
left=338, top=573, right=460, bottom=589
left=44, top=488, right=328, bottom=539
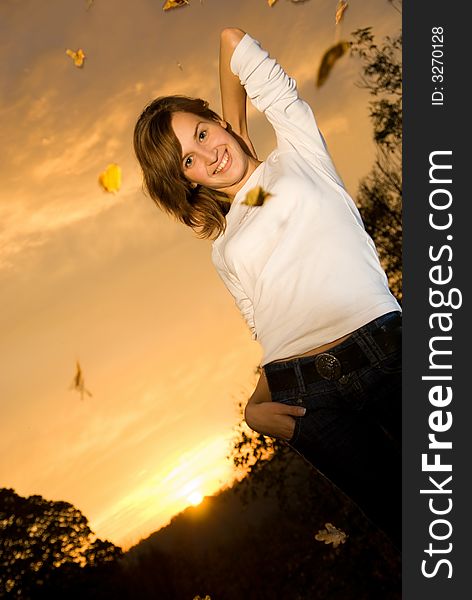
left=184, top=156, right=193, bottom=168
left=199, top=130, right=207, bottom=142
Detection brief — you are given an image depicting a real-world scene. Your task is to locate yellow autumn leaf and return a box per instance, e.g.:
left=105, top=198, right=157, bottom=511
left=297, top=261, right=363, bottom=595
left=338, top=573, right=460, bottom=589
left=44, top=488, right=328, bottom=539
left=243, top=186, right=272, bottom=207
left=315, top=523, right=348, bottom=548
left=163, top=0, right=189, bottom=10
left=66, top=48, right=86, bottom=68
left=98, top=163, right=122, bottom=194
left=316, top=41, right=350, bottom=87
left=335, top=0, right=349, bottom=25
left=267, top=0, right=279, bottom=7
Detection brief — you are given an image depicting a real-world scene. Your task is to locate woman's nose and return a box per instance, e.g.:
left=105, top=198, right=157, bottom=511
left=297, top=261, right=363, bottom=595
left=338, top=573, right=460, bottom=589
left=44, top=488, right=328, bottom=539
left=200, top=147, right=218, bottom=165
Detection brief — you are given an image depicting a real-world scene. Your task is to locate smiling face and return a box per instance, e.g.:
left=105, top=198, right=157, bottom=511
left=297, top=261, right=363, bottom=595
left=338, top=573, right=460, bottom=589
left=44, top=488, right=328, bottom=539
left=171, top=111, right=258, bottom=198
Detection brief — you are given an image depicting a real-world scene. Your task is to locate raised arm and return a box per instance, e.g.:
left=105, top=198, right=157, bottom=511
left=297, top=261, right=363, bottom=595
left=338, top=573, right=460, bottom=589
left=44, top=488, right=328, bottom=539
left=229, top=32, right=340, bottom=181
left=219, top=28, right=257, bottom=158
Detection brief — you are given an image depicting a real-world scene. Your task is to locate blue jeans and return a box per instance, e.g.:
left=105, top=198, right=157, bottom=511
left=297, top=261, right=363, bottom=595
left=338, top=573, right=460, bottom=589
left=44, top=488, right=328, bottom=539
left=264, top=312, right=402, bottom=547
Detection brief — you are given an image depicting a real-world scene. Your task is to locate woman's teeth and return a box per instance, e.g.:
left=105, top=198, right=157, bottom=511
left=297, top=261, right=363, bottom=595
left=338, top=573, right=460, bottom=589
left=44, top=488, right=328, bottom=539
left=214, top=151, right=229, bottom=174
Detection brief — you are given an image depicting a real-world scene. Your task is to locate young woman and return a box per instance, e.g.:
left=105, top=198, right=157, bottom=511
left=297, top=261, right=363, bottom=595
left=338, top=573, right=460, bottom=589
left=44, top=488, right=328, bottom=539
left=134, top=28, right=402, bottom=548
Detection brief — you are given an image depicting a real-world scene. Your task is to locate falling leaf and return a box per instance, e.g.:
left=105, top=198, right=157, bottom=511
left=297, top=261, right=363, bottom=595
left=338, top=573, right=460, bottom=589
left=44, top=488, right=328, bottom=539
left=267, top=0, right=279, bottom=7
left=98, top=163, right=122, bottom=194
left=335, top=0, right=349, bottom=25
left=70, top=361, right=93, bottom=401
left=243, top=186, right=272, bottom=207
left=66, top=48, right=86, bottom=68
left=316, top=41, right=350, bottom=87
left=315, top=523, right=348, bottom=548
left=163, top=0, right=189, bottom=10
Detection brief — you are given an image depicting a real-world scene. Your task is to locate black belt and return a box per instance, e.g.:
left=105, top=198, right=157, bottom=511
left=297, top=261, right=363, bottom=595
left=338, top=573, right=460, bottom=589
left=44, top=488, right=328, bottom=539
left=265, top=316, right=401, bottom=393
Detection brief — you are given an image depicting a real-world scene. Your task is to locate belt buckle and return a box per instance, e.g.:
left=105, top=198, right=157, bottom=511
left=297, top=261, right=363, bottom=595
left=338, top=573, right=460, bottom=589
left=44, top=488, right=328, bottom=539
left=314, top=353, right=342, bottom=381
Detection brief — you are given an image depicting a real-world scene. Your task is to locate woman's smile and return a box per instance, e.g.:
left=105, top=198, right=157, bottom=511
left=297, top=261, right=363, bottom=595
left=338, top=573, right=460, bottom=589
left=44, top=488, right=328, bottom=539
left=213, top=150, right=231, bottom=175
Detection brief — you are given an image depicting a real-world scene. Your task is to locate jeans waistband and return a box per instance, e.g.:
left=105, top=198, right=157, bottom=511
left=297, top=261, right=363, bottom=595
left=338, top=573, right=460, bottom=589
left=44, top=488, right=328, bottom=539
left=264, top=311, right=402, bottom=393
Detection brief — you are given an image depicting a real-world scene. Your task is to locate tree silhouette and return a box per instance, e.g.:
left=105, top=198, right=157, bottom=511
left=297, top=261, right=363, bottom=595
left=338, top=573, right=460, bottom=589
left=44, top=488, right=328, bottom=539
left=351, top=26, right=402, bottom=301
left=0, top=488, right=122, bottom=598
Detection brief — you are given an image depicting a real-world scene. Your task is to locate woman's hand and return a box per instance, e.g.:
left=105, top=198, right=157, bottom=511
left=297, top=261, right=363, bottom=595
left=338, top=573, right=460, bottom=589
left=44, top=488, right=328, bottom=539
left=245, top=368, right=305, bottom=441
left=245, top=400, right=306, bottom=441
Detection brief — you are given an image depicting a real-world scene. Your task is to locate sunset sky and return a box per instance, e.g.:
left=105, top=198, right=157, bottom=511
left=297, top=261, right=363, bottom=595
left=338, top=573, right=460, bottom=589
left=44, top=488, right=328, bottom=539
left=0, top=0, right=400, bottom=549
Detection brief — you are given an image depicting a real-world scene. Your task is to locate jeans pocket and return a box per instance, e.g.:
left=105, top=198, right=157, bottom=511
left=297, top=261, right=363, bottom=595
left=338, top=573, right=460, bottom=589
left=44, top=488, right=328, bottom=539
left=377, top=350, right=402, bottom=375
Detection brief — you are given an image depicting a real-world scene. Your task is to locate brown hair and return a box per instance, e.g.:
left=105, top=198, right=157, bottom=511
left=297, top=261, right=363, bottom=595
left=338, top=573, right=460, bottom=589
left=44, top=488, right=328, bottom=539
left=133, top=96, right=232, bottom=239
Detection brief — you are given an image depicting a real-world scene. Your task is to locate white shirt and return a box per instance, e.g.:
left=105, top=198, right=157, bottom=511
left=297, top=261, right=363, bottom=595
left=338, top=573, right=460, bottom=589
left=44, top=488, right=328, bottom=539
left=212, top=34, right=400, bottom=366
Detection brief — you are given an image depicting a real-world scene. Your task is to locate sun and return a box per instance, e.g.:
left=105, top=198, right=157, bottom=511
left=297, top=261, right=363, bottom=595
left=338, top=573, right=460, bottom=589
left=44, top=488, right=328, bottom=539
left=187, top=490, right=203, bottom=506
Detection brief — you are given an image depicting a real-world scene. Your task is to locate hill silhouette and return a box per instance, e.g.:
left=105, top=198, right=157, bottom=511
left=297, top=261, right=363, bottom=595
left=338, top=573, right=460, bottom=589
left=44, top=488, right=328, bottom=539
left=1, top=454, right=400, bottom=599
left=120, top=453, right=401, bottom=600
